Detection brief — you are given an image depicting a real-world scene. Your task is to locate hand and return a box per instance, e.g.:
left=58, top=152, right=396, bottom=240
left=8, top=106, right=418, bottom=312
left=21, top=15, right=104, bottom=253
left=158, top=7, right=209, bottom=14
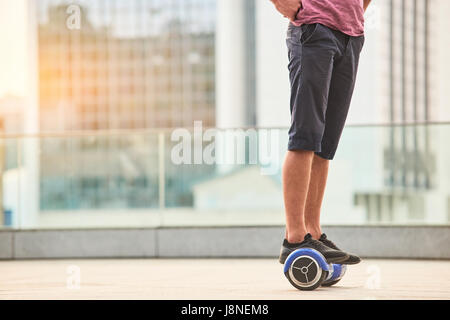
left=270, top=0, right=302, bottom=21
left=363, top=0, right=371, bottom=12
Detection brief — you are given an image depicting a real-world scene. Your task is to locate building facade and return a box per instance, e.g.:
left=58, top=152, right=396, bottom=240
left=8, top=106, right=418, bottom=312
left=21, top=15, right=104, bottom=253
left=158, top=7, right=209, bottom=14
left=35, top=0, right=217, bottom=211
left=37, top=0, right=216, bottom=131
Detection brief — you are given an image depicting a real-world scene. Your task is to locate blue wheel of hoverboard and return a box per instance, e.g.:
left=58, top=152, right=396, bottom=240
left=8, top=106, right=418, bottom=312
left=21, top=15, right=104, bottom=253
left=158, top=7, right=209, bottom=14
left=283, top=248, right=330, bottom=291
left=322, top=263, right=347, bottom=287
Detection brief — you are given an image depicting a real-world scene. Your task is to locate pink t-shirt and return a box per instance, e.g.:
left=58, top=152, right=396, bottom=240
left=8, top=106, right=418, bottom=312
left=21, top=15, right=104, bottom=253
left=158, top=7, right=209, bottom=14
left=292, top=0, right=365, bottom=37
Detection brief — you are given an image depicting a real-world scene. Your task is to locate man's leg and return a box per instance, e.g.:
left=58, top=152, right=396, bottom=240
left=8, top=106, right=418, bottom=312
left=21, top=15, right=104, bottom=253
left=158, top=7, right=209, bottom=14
left=280, top=149, right=349, bottom=265
left=283, top=23, right=334, bottom=244
left=304, top=154, right=329, bottom=239
left=303, top=32, right=365, bottom=241
left=282, top=150, right=314, bottom=243
left=296, top=32, right=364, bottom=265
left=280, top=24, right=362, bottom=265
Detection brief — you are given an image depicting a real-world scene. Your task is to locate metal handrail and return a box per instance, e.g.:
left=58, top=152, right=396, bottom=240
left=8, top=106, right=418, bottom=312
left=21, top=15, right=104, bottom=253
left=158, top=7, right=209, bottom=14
left=0, top=121, right=449, bottom=139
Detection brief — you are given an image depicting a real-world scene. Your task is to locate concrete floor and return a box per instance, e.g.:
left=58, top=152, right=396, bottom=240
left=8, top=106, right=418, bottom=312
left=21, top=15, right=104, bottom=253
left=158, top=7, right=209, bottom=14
left=0, top=259, right=449, bottom=300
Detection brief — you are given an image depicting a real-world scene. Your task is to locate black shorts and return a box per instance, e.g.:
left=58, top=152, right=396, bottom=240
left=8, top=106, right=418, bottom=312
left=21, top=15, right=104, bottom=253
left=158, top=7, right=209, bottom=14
left=286, top=22, right=365, bottom=160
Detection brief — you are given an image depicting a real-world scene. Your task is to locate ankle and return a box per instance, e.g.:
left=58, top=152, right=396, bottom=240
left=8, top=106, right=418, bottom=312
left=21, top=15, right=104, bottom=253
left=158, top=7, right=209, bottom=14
left=306, top=226, right=322, bottom=239
left=287, top=231, right=307, bottom=244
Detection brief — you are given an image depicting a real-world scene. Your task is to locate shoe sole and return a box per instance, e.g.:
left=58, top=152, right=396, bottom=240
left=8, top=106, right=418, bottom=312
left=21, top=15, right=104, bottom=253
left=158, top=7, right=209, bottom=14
left=338, top=258, right=361, bottom=265
left=279, top=252, right=349, bottom=265
left=325, top=254, right=349, bottom=264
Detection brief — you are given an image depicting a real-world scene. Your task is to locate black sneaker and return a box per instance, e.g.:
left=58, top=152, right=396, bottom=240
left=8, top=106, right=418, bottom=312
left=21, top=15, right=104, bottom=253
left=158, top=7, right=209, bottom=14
left=279, top=233, right=349, bottom=265
left=319, top=233, right=361, bottom=265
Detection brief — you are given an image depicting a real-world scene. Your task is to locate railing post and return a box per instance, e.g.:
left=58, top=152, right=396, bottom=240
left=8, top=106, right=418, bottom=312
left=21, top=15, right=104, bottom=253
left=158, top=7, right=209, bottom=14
left=158, top=132, right=165, bottom=210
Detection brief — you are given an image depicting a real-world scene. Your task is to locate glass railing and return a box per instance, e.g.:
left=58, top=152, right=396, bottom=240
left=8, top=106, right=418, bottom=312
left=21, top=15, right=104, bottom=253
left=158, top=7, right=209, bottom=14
left=1, top=123, right=449, bottom=229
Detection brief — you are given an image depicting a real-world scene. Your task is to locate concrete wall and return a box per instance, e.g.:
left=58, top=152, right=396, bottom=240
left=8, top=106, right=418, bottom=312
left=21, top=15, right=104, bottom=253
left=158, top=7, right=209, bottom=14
left=0, top=231, right=13, bottom=259
left=0, top=226, right=449, bottom=260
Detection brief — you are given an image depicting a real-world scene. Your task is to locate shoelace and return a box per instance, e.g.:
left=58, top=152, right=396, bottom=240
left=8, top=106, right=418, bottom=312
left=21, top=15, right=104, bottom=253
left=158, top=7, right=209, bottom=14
left=322, top=238, right=339, bottom=250
left=307, top=238, right=328, bottom=251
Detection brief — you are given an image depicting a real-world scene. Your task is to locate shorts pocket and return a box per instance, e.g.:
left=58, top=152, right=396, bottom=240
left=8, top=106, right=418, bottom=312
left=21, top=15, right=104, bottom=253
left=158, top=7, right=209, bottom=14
left=300, top=23, right=319, bottom=44
left=286, top=23, right=302, bottom=46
